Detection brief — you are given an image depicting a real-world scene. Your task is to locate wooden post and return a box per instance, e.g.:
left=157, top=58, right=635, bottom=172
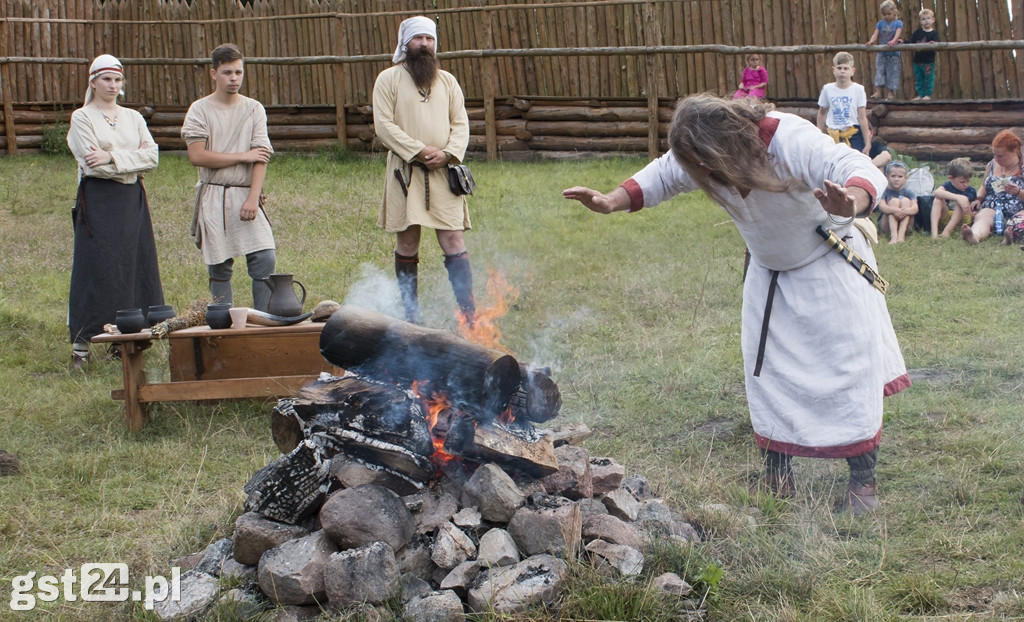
left=0, top=20, right=17, bottom=155
left=643, top=1, right=659, bottom=159
left=481, top=8, right=497, bottom=161
left=332, top=15, right=348, bottom=147
left=120, top=341, right=148, bottom=432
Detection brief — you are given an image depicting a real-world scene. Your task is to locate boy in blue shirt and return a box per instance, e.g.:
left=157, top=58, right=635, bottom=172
left=931, top=158, right=978, bottom=238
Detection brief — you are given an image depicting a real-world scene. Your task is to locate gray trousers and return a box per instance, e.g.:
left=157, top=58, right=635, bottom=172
left=207, top=249, right=276, bottom=312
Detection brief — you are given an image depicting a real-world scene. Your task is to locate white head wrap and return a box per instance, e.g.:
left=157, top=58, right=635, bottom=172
left=84, top=54, right=124, bottom=105
left=392, top=16, right=437, bottom=64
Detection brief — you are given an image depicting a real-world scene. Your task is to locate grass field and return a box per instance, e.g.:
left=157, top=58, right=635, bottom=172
left=1, top=152, right=1023, bottom=621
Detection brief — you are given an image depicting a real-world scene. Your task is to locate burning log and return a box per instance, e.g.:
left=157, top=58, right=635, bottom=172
left=510, top=364, right=562, bottom=424
left=243, top=440, right=331, bottom=524
left=272, top=374, right=436, bottom=483
left=445, top=417, right=559, bottom=478
left=320, top=305, right=523, bottom=420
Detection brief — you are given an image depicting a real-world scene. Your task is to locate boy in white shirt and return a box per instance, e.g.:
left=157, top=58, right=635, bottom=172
left=817, top=52, right=871, bottom=156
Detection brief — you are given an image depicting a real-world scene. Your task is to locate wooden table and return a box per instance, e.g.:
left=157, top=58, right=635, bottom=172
left=92, top=322, right=341, bottom=431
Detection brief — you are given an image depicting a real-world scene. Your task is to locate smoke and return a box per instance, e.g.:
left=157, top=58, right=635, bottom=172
left=343, top=263, right=404, bottom=319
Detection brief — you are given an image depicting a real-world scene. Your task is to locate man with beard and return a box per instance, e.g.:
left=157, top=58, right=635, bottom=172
left=373, top=16, right=474, bottom=325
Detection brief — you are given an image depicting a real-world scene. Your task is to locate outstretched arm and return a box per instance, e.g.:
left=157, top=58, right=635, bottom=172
left=562, top=186, right=632, bottom=214
left=814, top=180, right=872, bottom=219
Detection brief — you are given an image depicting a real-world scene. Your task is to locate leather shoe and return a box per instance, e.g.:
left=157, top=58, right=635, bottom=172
left=846, top=481, right=879, bottom=516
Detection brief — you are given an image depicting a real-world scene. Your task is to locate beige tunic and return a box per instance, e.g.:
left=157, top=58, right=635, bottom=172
left=373, top=65, right=471, bottom=232
left=67, top=106, right=158, bottom=182
left=181, top=95, right=275, bottom=265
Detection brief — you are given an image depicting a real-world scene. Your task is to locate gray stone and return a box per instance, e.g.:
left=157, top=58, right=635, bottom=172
left=403, top=589, right=466, bottom=622
left=452, top=507, right=482, bottom=531
left=216, top=588, right=265, bottom=619
left=194, top=538, right=234, bottom=576
left=396, top=537, right=437, bottom=581
left=430, top=521, right=477, bottom=570
left=601, top=488, right=641, bottom=522
left=621, top=474, right=654, bottom=500
left=634, top=500, right=702, bottom=543
left=439, top=560, right=480, bottom=598
left=320, top=484, right=415, bottom=552
left=698, top=503, right=758, bottom=529
left=400, top=573, right=434, bottom=603
left=403, top=489, right=460, bottom=535
left=219, top=557, right=258, bottom=582
left=516, top=478, right=547, bottom=498
left=467, top=554, right=567, bottom=614
left=330, top=458, right=422, bottom=495
left=506, top=495, right=582, bottom=557
left=539, top=445, right=593, bottom=500
left=589, top=457, right=626, bottom=495
left=576, top=497, right=610, bottom=518
left=476, top=528, right=520, bottom=567
left=153, top=570, right=219, bottom=621
left=323, top=541, right=401, bottom=608
left=461, top=463, right=526, bottom=523
left=258, top=530, right=337, bottom=606
left=584, top=539, right=644, bottom=576
left=652, top=572, right=693, bottom=597
left=582, top=513, right=643, bottom=550
left=233, top=511, right=310, bottom=567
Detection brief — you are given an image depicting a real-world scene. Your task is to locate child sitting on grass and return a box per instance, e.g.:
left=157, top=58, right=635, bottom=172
left=930, top=157, right=977, bottom=238
left=876, top=160, right=918, bottom=243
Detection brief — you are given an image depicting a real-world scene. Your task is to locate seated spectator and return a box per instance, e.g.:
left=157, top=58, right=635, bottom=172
left=929, top=157, right=977, bottom=238
left=961, top=129, right=1024, bottom=246
left=876, top=161, right=918, bottom=244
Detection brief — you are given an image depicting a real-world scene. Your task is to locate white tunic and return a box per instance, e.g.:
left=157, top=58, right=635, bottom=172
left=181, top=95, right=275, bottom=265
left=67, top=106, right=158, bottom=182
left=625, top=112, right=909, bottom=457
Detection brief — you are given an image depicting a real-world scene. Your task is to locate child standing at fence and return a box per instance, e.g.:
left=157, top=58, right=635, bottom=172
left=733, top=53, right=769, bottom=100
left=910, top=8, right=940, bottom=99
left=817, top=52, right=871, bottom=155
left=866, top=0, right=904, bottom=100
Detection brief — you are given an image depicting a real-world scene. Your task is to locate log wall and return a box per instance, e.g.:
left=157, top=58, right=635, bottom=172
left=2, top=98, right=1016, bottom=164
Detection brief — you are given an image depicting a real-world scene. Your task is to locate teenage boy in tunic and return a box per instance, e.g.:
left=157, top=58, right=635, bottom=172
left=182, top=43, right=276, bottom=311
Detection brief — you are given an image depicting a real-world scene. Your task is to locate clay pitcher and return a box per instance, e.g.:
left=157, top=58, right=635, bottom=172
left=263, top=273, right=307, bottom=317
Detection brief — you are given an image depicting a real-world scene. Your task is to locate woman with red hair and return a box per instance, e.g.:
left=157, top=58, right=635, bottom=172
left=961, top=129, right=1024, bottom=247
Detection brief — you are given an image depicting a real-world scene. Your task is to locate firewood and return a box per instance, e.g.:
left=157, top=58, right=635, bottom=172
left=243, top=440, right=331, bottom=525
left=320, top=306, right=523, bottom=420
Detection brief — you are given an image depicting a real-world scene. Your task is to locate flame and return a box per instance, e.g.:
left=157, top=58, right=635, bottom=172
left=457, top=269, right=519, bottom=351
left=411, top=380, right=458, bottom=464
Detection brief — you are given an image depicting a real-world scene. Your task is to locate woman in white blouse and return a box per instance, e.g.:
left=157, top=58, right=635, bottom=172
left=66, top=55, right=164, bottom=368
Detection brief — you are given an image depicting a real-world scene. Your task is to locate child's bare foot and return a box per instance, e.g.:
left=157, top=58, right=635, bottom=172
left=961, top=224, right=978, bottom=244
left=871, top=91, right=882, bottom=98
left=1001, top=231, right=1012, bottom=245
left=939, top=233, right=950, bottom=239
left=922, top=95, right=931, bottom=100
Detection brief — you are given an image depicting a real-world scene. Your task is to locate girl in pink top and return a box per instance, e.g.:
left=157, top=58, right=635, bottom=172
left=733, top=53, right=769, bottom=99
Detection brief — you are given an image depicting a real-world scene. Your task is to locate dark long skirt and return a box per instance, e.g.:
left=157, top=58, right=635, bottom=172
left=68, top=177, right=164, bottom=345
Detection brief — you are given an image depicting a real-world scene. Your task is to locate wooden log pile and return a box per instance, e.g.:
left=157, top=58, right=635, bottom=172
left=3, top=98, right=1018, bottom=165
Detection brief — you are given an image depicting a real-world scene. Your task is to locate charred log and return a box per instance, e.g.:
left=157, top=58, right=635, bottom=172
left=509, top=364, right=562, bottom=424
left=272, top=376, right=437, bottom=483
left=445, top=417, right=559, bottom=478
left=320, top=305, right=522, bottom=420
left=243, top=440, right=331, bottom=524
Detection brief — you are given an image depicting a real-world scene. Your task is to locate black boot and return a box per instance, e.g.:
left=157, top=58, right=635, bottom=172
left=846, top=448, right=879, bottom=516
left=760, top=449, right=795, bottom=498
left=444, top=251, right=476, bottom=324
left=395, top=252, right=421, bottom=324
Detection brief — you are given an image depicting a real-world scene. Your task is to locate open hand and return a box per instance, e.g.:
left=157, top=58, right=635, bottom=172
left=563, top=186, right=617, bottom=214
left=813, top=180, right=857, bottom=218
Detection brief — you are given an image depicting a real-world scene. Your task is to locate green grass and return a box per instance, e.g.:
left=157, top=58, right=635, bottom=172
left=1, top=152, right=1023, bottom=620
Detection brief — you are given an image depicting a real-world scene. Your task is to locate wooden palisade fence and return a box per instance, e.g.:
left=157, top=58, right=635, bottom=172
left=1, top=0, right=1022, bottom=161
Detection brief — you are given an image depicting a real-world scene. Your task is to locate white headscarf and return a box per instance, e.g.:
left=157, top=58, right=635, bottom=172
left=84, top=54, right=124, bottom=105
left=392, top=16, right=437, bottom=64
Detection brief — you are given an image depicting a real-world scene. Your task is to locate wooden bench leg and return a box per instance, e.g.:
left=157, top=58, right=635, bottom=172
left=120, top=341, right=148, bottom=432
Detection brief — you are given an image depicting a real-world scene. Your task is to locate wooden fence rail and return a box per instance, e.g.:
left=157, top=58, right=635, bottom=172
left=2, top=0, right=1022, bottom=159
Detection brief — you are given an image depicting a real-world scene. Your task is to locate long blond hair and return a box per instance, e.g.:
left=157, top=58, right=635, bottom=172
left=668, top=93, right=790, bottom=204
